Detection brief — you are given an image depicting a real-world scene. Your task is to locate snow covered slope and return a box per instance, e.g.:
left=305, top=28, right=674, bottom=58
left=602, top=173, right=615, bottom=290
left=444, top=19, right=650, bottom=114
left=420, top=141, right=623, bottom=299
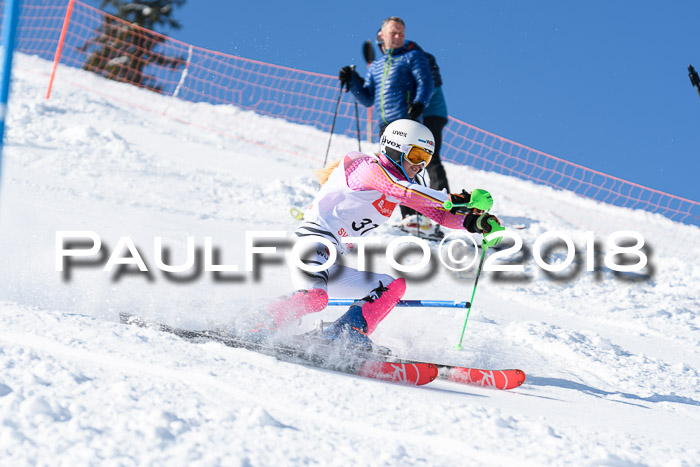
left=0, top=54, right=698, bottom=465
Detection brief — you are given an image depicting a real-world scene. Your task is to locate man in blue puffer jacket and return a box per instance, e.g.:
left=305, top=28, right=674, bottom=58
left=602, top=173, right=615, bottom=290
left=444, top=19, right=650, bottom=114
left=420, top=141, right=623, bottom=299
left=339, top=16, right=434, bottom=137
left=339, top=17, right=452, bottom=233
left=376, top=30, right=451, bottom=197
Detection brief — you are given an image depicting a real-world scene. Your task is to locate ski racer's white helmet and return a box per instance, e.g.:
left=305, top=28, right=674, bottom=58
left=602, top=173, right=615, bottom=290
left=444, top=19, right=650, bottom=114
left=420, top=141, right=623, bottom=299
left=380, top=119, right=435, bottom=169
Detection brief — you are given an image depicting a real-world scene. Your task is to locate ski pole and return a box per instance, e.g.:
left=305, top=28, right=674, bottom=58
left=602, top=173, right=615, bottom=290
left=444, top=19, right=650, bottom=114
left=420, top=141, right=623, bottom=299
left=443, top=190, right=493, bottom=212
left=455, top=242, right=488, bottom=350
left=323, top=83, right=343, bottom=167
left=442, top=200, right=467, bottom=211
left=328, top=299, right=470, bottom=308
left=354, top=99, right=362, bottom=152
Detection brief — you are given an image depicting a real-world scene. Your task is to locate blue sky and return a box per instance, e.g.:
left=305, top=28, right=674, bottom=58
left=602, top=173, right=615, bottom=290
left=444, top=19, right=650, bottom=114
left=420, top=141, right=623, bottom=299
left=104, top=1, right=700, bottom=202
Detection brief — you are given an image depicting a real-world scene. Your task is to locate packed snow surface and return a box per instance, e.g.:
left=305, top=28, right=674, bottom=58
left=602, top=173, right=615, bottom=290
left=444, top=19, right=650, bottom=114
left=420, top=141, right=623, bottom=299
left=0, top=54, right=698, bottom=465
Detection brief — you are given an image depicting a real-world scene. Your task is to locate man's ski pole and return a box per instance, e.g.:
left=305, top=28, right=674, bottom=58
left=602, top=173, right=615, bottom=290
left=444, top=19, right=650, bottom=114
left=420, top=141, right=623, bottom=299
left=354, top=99, right=362, bottom=152
left=455, top=242, right=488, bottom=350
left=323, top=83, right=343, bottom=167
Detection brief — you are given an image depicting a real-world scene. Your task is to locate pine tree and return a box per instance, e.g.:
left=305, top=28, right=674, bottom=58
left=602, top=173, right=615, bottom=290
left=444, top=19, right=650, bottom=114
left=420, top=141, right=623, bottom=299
left=98, top=1, right=186, bottom=30
left=80, top=1, right=187, bottom=93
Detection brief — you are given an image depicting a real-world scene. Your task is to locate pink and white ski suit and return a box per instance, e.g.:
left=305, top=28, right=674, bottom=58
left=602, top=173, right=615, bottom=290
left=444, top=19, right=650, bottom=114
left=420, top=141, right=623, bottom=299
left=268, top=151, right=470, bottom=332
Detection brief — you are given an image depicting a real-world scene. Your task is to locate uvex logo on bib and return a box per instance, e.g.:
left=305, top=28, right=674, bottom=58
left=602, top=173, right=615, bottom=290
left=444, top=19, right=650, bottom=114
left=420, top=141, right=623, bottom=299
left=372, top=194, right=397, bottom=217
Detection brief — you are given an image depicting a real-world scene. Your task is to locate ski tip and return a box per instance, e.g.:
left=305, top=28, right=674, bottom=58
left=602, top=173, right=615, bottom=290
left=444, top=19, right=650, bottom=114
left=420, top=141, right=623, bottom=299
left=515, top=369, right=526, bottom=385
left=428, top=364, right=438, bottom=382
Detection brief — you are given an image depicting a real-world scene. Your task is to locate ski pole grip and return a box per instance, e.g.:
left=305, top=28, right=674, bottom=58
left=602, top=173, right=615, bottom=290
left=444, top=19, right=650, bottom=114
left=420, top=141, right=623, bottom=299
left=443, top=200, right=471, bottom=211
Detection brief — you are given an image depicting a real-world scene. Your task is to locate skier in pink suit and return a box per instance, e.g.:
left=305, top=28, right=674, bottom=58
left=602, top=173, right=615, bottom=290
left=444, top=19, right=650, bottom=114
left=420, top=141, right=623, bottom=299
left=265, top=119, right=503, bottom=351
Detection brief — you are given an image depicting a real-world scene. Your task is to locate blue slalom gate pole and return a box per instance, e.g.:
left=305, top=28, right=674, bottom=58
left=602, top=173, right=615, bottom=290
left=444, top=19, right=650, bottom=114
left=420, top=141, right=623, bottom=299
left=328, top=299, right=470, bottom=309
left=0, top=0, right=21, bottom=188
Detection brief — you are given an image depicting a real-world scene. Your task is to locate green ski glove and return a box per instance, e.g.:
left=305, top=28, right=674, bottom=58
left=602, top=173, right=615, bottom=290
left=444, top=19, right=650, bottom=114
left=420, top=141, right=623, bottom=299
left=444, top=189, right=494, bottom=213
left=467, top=189, right=494, bottom=212
left=477, top=214, right=505, bottom=248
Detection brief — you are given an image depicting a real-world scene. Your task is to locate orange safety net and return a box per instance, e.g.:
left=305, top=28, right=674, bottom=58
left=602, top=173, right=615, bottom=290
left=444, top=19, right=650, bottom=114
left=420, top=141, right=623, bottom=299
left=3, top=0, right=698, bottom=229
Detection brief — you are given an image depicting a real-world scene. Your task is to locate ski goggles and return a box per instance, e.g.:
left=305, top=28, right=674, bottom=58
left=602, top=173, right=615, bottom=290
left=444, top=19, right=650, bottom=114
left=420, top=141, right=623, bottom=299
left=401, top=144, right=433, bottom=167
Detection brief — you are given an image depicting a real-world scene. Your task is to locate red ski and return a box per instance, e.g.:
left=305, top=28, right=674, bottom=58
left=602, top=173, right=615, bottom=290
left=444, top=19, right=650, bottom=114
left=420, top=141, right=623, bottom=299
left=120, top=313, right=438, bottom=386
left=359, top=361, right=438, bottom=386
left=119, top=313, right=521, bottom=389
left=439, top=366, right=526, bottom=390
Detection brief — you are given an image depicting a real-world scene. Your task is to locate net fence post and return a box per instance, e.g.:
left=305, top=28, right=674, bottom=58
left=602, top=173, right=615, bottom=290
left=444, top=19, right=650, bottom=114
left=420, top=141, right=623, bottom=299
left=46, top=0, right=75, bottom=99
